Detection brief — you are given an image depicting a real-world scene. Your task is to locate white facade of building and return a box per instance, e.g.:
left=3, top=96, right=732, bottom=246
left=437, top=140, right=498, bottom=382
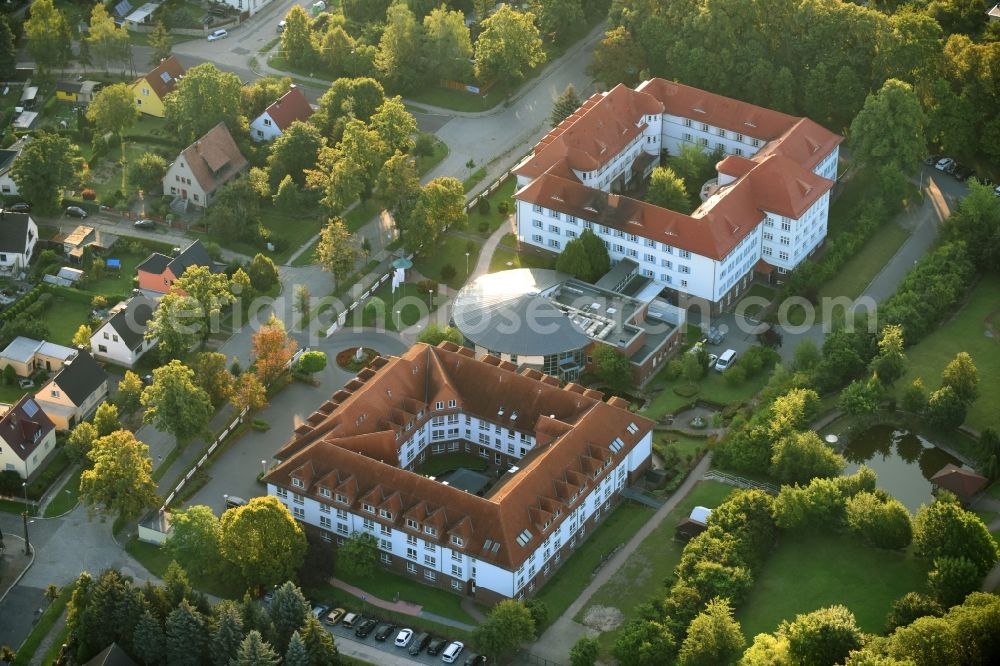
left=269, top=410, right=652, bottom=600
left=249, top=112, right=282, bottom=142
left=220, top=0, right=275, bottom=17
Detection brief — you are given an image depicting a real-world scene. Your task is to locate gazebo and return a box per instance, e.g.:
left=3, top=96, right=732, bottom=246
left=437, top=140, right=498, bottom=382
left=930, top=464, right=989, bottom=502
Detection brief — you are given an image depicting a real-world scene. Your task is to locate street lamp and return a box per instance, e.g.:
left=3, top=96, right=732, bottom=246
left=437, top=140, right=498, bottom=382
left=395, top=309, right=401, bottom=329
left=22, top=511, right=32, bottom=555
left=465, top=251, right=470, bottom=275
left=22, top=481, right=29, bottom=515
left=427, top=289, right=433, bottom=309
left=261, top=459, right=268, bottom=476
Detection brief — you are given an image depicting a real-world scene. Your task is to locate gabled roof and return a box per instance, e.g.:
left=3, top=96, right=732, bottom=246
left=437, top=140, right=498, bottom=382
left=931, top=464, right=989, bottom=499
left=0, top=395, right=55, bottom=461
left=101, top=295, right=157, bottom=351
left=265, top=343, right=654, bottom=571
left=137, top=239, right=221, bottom=279
left=0, top=211, right=35, bottom=254
left=44, top=350, right=107, bottom=406
left=134, top=55, right=184, bottom=100
left=259, top=86, right=313, bottom=131
left=83, top=643, right=138, bottom=666
left=174, top=123, right=249, bottom=195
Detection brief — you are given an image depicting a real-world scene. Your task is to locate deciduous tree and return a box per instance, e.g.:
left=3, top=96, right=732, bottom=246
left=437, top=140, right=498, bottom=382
left=268, top=121, right=324, bottom=188
left=280, top=5, right=315, bottom=68
left=337, top=532, right=379, bottom=579
left=231, top=372, right=268, bottom=414
left=404, top=177, right=467, bottom=254
left=884, top=592, right=943, bottom=632
left=941, top=351, right=979, bottom=404
left=475, top=5, right=546, bottom=89
left=678, top=597, right=745, bottom=666
left=311, top=78, right=385, bottom=142
left=783, top=605, right=863, bottom=666
left=141, top=360, right=213, bottom=445
left=173, top=265, right=235, bottom=342
left=148, top=20, right=172, bottom=65
left=0, top=16, right=15, bottom=81
left=191, top=352, right=235, bottom=408
left=928, top=556, right=981, bottom=607
left=12, top=132, right=83, bottom=214
left=845, top=491, right=913, bottom=550
left=579, top=228, right=610, bottom=280
left=117, top=371, right=144, bottom=414
left=913, top=497, right=999, bottom=576
left=554, top=238, right=593, bottom=281
left=66, top=421, right=98, bottom=466
left=587, top=26, right=646, bottom=88
left=569, top=636, right=599, bottom=666
left=592, top=346, right=632, bottom=389
left=23, top=0, right=72, bottom=77
left=147, top=293, right=201, bottom=360
left=423, top=6, right=474, bottom=82
left=370, top=96, right=417, bottom=156
left=416, top=324, right=464, bottom=346
left=247, top=254, right=279, bottom=293
left=925, top=385, right=967, bottom=430
left=166, top=505, right=221, bottom=576
left=241, top=75, right=294, bottom=120
left=532, top=0, right=585, bottom=44
left=128, top=153, right=169, bottom=194
left=848, top=79, right=926, bottom=195
left=377, top=151, right=421, bottom=222
left=80, top=430, right=159, bottom=520
left=612, top=619, right=676, bottom=666
left=93, top=401, right=121, bottom=437
left=72, top=324, right=92, bottom=349
left=219, top=496, right=307, bottom=591
left=474, top=600, right=536, bottom=658
left=252, top=315, right=298, bottom=386
left=869, top=324, right=907, bottom=386
left=164, top=63, right=244, bottom=145
left=296, top=351, right=327, bottom=375
left=770, top=430, right=846, bottom=485
left=315, top=219, right=366, bottom=287
left=87, top=3, right=130, bottom=72
left=376, top=3, right=425, bottom=92
left=646, top=166, right=690, bottom=212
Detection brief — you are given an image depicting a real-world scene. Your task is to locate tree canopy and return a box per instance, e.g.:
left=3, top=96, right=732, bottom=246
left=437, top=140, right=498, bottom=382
left=165, top=63, right=245, bottom=144
left=12, top=132, right=84, bottom=213
left=80, top=430, right=159, bottom=520
left=475, top=5, right=546, bottom=88
left=218, top=496, right=307, bottom=591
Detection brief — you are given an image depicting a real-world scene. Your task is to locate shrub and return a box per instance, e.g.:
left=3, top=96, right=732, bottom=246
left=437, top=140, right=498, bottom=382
left=413, top=132, right=436, bottom=157
left=498, top=201, right=509, bottom=216
left=478, top=198, right=490, bottom=215
left=724, top=365, right=747, bottom=386
left=81, top=188, right=96, bottom=200
left=2, top=364, right=16, bottom=386
left=440, top=263, right=456, bottom=281
left=663, top=359, right=684, bottom=380
left=417, top=279, right=438, bottom=295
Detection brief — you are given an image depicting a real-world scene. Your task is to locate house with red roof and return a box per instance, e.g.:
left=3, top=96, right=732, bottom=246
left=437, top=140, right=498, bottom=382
left=513, top=79, right=842, bottom=315
left=264, top=342, right=654, bottom=604
left=249, top=85, right=314, bottom=142
left=0, top=395, right=57, bottom=479
left=162, top=123, right=249, bottom=208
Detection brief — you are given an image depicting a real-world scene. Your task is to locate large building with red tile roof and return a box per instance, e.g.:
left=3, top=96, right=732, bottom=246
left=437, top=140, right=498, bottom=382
left=514, top=79, right=842, bottom=314
left=249, top=85, right=314, bottom=142
left=264, top=342, right=654, bottom=604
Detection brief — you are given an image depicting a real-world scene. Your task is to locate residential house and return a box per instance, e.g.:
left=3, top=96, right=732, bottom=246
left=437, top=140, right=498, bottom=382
left=0, top=395, right=57, bottom=479
left=35, top=350, right=109, bottom=430
left=137, top=239, right=222, bottom=294
left=0, top=136, right=30, bottom=196
left=131, top=56, right=184, bottom=118
left=218, top=0, right=275, bottom=17
left=265, top=342, right=654, bottom=604
left=91, top=295, right=158, bottom=368
left=0, top=337, right=75, bottom=378
left=162, top=123, right=249, bottom=208
left=250, top=85, right=313, bottom=142
left=55, top=80, right=102, bottom=105
left=990, top=3, right=1000, bottom=21
left=514, top=78, right=842, bottom=315
left=0, top=211, right=38, bottom=274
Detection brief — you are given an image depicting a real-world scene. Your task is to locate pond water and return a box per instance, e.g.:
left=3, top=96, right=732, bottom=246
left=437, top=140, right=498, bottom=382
left=843, top=424, right=960, bottom=512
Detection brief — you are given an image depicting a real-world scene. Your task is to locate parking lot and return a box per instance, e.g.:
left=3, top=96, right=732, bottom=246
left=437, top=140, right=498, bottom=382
left=323, top=616, right=477, bottom=666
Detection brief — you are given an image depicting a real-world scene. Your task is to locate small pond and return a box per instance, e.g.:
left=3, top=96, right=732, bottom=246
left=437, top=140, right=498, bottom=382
left=843, top=424, right=960, bottom=512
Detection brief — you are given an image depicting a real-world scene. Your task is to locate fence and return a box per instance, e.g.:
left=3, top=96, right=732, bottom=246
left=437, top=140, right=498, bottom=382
left=703, top=470, right=779, bottom=495
left=464, top=169, right=514, bottom=215
left=159, top=405, right=250, bottom=511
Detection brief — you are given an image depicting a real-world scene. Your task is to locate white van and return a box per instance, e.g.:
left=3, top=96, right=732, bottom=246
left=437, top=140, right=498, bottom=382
left=340, top=612, right=360, bottom=628
left=714, top=349, right=737, bottom=372
left=441, top=641, right=464, bottom=663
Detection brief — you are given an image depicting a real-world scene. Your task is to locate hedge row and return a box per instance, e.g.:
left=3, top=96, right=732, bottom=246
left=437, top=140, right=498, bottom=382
left=0, top=283, right=53, bottom=322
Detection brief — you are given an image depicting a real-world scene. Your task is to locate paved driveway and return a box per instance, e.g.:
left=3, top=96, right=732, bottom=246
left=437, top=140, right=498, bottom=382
left=184, top=330, right=407, bottom=514
left=325, top=621, right=468, bottom=666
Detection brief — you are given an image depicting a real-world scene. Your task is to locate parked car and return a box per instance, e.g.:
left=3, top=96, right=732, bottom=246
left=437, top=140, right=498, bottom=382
left=324, top=608, right=346, bottom=626
left=340, top=612, right=361, bottom=628
left=8, top=202, right=29, bottom=213
left=394, top=628, right=414, bottom=648
left=714, top=349, right=737, bottom=372
left=354, top=618, right=378, bottom=638
left=464, top=654, right=486, bottom=666
left=442, top=641, right=465, bottom=663
left=207, top=28, right=228, bottom=41
left=311, top=604, right=329, bottom=620
left=706, top=326, right=725, bottom=344
left=374, top=623, right=396, bottom=642
left=952, top=164, right=974, bottom=181
left=426, top=637, right=448, bottom=656
left=408, top=632, right=431, bottom=655
left=134, top=218, right=156, bottom=229
left=707, top=353, right=719, bottom=368
left=277, top=20, right=286, bottom=32
left=65, top=205, right=87, bottom=218
left=935, top=157, right=955, bottom=172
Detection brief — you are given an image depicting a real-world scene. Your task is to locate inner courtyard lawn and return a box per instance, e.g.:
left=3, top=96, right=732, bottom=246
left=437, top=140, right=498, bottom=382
left=893, top=275, right=1000, bottom=433
left=737, top=532, right=929, bottom=639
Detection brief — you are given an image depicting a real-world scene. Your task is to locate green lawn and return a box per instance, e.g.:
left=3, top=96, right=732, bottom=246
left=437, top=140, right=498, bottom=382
left=893, top=275, right=1000, bottom=433
left=734, top=283, right=776, bottom=319
left=0, top=498, right=32, bottom=515
left=577, top=482, right=733, bottom=656
left=818, top=219, right=911, bottom=300
left=344, top=280, right=446, bottom=332
left=335, top=567, right=478, bottom=626
left=469, top=177, right=517, bottom=236
left=41, top=297, right=92, bottom=346
left=344, top=199, right=383, bottom=232
left=653, top=432, right=710, bottom=462
left=0, top=383, right=30, bottom=404
left=642, top=367, right=770, bottom=421
left=195, top=205, right=325, bottom=265
left=488, top=234, right=556, bottom=273
left=415, top=452, right=488, bottom=477
left=533, top=502, right=656, bottom=628
left=412, top=235, right=482, bottom=290
left=414, top=138, right=449, bottom=175
left=125, top=538, right=247, bottom=600
left=463, top=167, right=487, bottom=192
left=44, top=467, right=82, bottom=518
left=81, top=251, right=145, bottom=298
left=737, top=532, right=930, bottom=639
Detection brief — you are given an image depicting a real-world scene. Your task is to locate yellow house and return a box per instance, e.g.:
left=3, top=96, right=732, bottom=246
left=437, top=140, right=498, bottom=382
left=55, top=80, right=101, bottom=105
left=132, top=55, right=185, bottom=118
left=34, top=350, right=109, bottom=431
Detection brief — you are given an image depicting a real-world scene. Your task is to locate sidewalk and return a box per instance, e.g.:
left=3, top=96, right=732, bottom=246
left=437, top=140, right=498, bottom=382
left=531, top=453, right=714, bottom=664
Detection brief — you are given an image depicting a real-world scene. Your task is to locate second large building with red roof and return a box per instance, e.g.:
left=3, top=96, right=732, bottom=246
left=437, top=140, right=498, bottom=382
left=514, top=78, right=842, bottom=314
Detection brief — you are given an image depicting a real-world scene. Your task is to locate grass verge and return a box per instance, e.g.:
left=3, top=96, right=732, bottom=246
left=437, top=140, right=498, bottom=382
left=333, top=567, right=478, bottom=626
left=10, top=583, right=75, bottom=666
left=488, top=235, right=556, bottom=272
left=412, top=235, right=482, bottom=290
left=125, top=537, right=246, bottom=599
left=43, top=467, right=82, bottom=518
left=818, top=220, right=911, bottom=300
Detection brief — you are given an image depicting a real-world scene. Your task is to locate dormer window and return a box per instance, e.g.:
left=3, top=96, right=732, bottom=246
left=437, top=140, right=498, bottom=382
left=406, top=518, right=418, bottom=530
left=319, top=487, right=331, bottom=498
left=362, top=503, right=375, bottom=513
left=450, top=535, right=463, bottom=547
left=378, top=509, right=392, bottom=520
left=291, top=478, right=304, bottom=489
left=424, top=526, right=437, bottom=537
left=335, top=493, right=347, bottom=504
left=448, top=399, right=457, bottom=408
left=436, top=401, right=444, bottom=410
